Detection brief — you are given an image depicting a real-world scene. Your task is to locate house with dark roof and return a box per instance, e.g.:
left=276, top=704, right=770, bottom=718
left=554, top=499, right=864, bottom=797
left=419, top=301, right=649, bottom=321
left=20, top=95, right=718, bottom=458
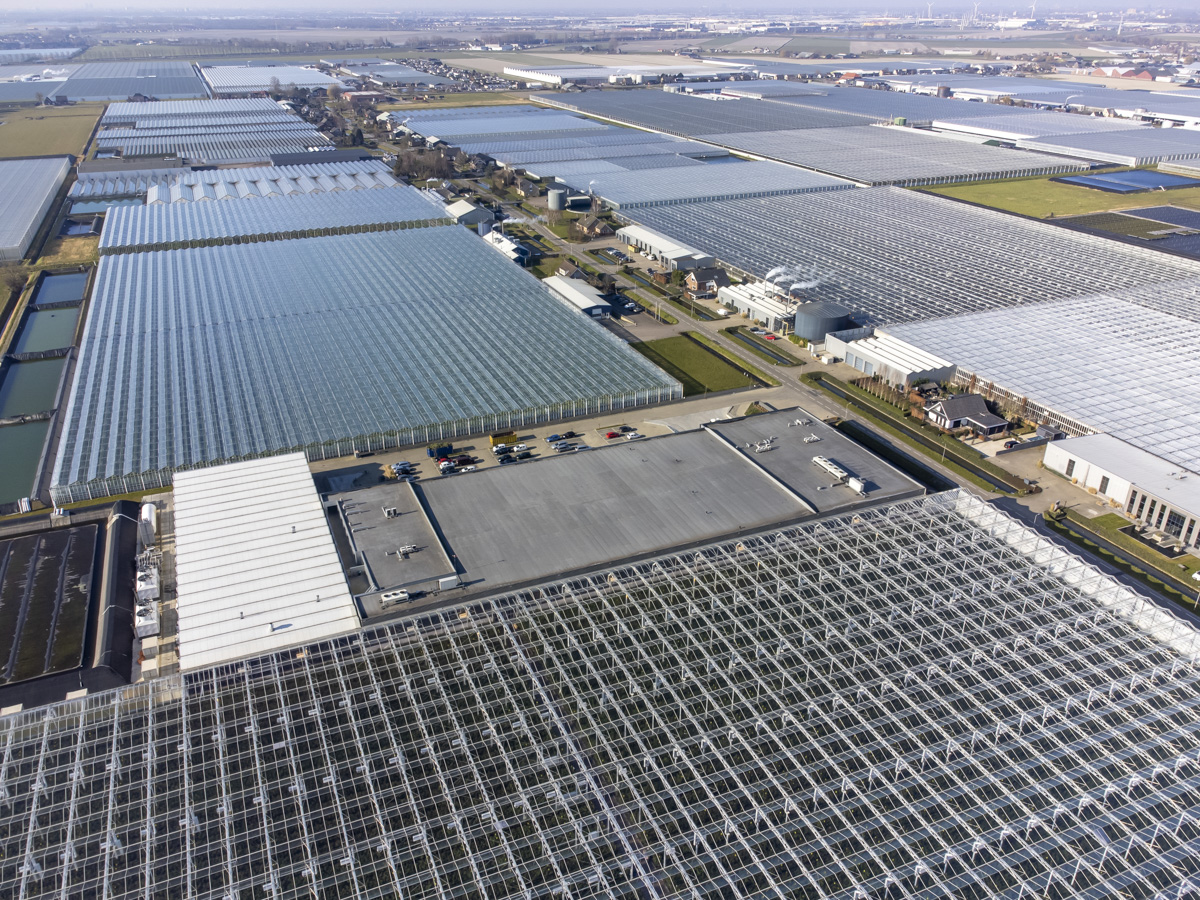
left=685, top=266, right=730, bottom=298
left=576, top=214, right=614, bottom=238
left=924, top=393, right=1008, bottom=437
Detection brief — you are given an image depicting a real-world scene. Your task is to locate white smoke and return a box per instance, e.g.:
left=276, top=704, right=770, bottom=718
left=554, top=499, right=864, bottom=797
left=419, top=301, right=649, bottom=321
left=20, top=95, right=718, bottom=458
left=764, top=263, right=824, bottom=294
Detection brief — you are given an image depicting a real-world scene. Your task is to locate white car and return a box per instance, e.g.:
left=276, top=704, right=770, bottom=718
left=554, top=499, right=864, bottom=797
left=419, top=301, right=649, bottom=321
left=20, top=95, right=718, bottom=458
left=625, top=432, right=643, bottom=440
left=513, top=443, right=528, bottom=452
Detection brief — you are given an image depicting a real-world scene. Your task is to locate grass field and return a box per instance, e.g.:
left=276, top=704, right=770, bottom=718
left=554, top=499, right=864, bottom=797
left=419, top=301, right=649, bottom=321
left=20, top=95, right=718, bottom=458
left=922, top=171, right=1200, bottom=219
left=37, top=236, right=99, bottom=269
left=0, top=104, right=103, bottom=159
left=377, top=91, right=530, bottom=111
left=633, top=335, right=753, bottom=397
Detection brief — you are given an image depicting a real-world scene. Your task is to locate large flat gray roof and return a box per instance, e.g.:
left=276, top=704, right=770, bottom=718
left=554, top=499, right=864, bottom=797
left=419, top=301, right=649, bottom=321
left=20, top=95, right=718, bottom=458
left=331, top=409, right=922, bottom=599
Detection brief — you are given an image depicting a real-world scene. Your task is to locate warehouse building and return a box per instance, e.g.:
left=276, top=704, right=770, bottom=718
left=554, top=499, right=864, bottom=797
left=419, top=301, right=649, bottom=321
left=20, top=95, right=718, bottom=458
left=717, top=282, right=796, bottom=332
left=826, top=327, right=957, bottom=387
left=543, top=274, right=611, bottom=318
left=172, top=453, right=359, bottom=670
left=616, top=223, right=715, bottom=270
left=51, top=225, right=680, bottom=503
left=3, top=491, right=1200, bottom=899
left=445, top=198, right=495, bottom=226
left=0, top=156, right=70, bottom=262
left=1044, top=433, right=1200, bottom=549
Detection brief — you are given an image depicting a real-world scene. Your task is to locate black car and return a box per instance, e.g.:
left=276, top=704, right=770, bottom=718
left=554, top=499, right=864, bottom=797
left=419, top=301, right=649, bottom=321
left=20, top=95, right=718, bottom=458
left=561, top=431, right=577, bottom=439
left=517, top=451, right=533, bottom=459
left=618, top=425, right=634, bottom=433
left=498, top=456, right=517, bottom=465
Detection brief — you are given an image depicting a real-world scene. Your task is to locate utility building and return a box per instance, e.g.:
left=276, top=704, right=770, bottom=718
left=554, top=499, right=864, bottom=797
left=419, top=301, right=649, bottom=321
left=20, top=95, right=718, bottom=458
left=1044, top=433, right=1200, bottom=549
left=826, top=328, right=957, bottom=387
left=543, top=275, right=612, bottom=318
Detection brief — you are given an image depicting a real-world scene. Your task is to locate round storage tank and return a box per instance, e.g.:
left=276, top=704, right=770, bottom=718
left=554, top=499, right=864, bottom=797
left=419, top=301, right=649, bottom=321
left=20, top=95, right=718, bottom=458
left=547, top=188, right=567, bottom=211
left=793, top=300, right=852, bottom=342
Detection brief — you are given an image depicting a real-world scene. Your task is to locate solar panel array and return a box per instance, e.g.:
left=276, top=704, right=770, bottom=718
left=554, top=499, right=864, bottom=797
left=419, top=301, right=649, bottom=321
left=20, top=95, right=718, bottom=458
left=5, top=491, right=1200, bottom=900
left=100, top=187, right=448, bottom=253
left=888, top=293, right=1200, bottom=472
left=627, top=187, right=1200, bottom=324
left=50, top=225, right=681, bottom=504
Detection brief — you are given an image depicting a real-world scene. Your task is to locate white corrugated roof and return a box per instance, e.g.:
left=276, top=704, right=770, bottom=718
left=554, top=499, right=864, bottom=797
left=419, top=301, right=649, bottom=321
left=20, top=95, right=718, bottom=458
left=855, top=331, right=952, bottom=375
left=172, top=453, right=358, bottom=670
left=1051, top=433, right=1200, bottom=518
left=543, top=274, right=609, bottom=312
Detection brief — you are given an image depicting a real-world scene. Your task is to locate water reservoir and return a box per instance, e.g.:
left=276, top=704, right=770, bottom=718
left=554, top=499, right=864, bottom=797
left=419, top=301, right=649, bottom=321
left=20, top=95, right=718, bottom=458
left=32, top=271, right=88, bottom=306
left=13, top=307, right=80, bottom=354
left=0, top=358, right=66, bottom=417
left=0, top=420, right=50, bottom=504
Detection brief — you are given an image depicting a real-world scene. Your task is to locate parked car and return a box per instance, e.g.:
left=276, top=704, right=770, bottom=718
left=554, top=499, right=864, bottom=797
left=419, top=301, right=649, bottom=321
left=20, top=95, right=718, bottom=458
left=618, top=425, right=634, bottom=433
left=561, top=431, right=577, bottom=439
left=498, top=456, right=517, bottom=465
left=460, top=465, right=477, bottom=472
left=554, top=443, right=574, bottom=453
left=545, top=434, right=561, bottom=443
left=1003, top=440, right=1020, bottom=450
left=517, top=451, right=533, bottom=460
left=605, top=431, right=620, bottom=439
left=513, top=443, right=528, bottom=452
left=765, top=334, right=778, bottom=341
left=625, top=432, right=643, bottom=441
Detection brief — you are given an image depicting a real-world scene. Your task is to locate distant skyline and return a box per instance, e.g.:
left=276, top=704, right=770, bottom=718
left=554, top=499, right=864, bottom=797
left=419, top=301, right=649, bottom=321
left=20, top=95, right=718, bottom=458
left=0, top=2, right=1185, bottom=17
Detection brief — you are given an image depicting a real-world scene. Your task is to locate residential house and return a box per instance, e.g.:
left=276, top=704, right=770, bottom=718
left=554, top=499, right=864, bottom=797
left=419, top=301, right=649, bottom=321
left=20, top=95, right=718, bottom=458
left=576, top=214, right=614, bottom=238
left=684, top=267, right=730, bottom=298
left=924, top=393, right=1009, bottom=437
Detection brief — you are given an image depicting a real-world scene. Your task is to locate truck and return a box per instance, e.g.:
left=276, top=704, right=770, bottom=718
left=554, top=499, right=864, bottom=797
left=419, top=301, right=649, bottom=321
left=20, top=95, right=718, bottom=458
left=426, top=444, right=452, bottom=458
left=489, top=431, right=518, bottom=448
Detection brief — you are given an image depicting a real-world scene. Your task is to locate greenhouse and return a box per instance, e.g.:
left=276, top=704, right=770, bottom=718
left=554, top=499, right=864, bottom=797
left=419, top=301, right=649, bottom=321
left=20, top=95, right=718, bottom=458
left=50, top=225, right=681, bottom=504
left=102, top=98, right=287, bottom=126
left=628, top=187, right=1200, bottom=324
left=3, top=491, right=1200, bottom=899
left=100, top=187, right=449, bottom=253
left=886, top=293, right=1200, bottom=472
left=552, top=160, right=852, bottom=209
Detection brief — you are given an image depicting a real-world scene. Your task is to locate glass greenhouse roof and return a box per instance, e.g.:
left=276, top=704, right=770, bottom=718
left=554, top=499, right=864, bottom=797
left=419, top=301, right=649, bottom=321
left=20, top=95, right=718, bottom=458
left=102, top=98, right=286, bottom=126
left=693, top=125, right=1085, bottom=186
left=51, top=225, right=681, bottom=503
left=100, top=187, right=447, bottom=252
left=628, top=187, right=1200, bottom=324
left=887, top=292, right=1200, bottom=473
left=3, top=491, right=1200, bottom=899
left=552, top=160, right=852, bottom=209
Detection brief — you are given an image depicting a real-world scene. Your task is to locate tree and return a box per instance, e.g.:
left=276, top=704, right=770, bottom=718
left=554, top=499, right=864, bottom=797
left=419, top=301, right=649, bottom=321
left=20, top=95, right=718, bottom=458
left=34, top=91, right=44, bottom=106
left=351, top=127, right=364, bottom=146
left=1, top=266, right=27, bottom=295
left=454, top=150, right=471, bottom=172
left=328, top=83, right=343, bottom=102
left=268, top=76, right=282, bottom=96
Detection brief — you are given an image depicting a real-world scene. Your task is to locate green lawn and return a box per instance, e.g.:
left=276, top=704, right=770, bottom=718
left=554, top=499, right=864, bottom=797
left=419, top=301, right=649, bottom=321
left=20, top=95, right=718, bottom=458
left=633, top=335, right=754, bottom=396
left=921, top=171, right=1200, bottom=220
left=0, top=104, right=104, bottom=158
left=1069, top=511, right=1200, bottom=583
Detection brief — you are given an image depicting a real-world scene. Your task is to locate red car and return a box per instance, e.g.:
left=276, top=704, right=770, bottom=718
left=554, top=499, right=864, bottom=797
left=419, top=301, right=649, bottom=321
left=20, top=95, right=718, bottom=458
left=764, top=334, right=778, bottom=340
left=605, top=431, right=620, bottom=439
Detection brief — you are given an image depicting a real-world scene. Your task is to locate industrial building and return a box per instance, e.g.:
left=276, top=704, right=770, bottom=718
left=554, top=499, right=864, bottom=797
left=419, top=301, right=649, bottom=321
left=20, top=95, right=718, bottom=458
left=0, top=156, right=70, bottom=262
left=3, top=491, right=1200, bottom=898
left=616, top=224, right=715, bottom=270
left=1043, top=434, right=1200, bottom=549
left=444, top=198, right=494, bottom=226
left=629, top=188, right=1200, bottom=324
left=543, top=275, right=611, bottom=318
left=716, top=283, right=851, bottom=339
left=825, top=327, right=957, bottom=387
left=51, top=225, right=681, bottom=504
left=172, top=453, right=359, bottom=670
